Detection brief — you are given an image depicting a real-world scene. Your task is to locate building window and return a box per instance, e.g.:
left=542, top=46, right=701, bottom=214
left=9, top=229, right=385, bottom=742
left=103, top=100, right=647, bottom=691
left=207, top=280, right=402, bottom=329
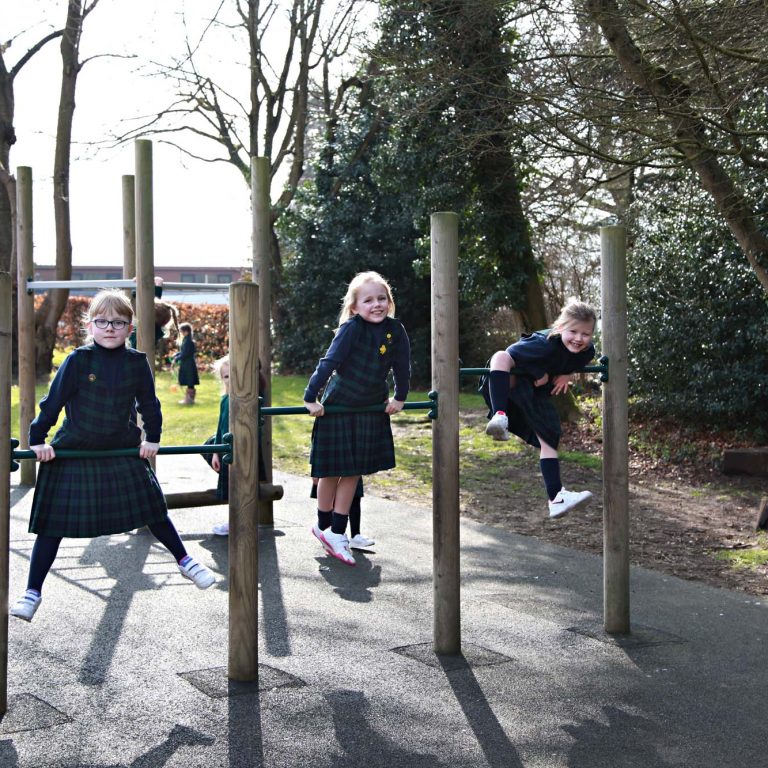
left=217, top=273, right=233, bottom=283
left=180, top=273, right=203, bottom=283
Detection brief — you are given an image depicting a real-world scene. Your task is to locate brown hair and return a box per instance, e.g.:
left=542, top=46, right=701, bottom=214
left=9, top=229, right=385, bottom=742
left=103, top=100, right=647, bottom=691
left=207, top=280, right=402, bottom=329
left=155, top=300, right=180, bottom=337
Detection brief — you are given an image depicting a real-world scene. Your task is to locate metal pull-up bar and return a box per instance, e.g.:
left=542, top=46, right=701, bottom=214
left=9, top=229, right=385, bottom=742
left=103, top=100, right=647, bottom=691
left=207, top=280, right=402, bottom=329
left=26, top=279, right=232, bottom=292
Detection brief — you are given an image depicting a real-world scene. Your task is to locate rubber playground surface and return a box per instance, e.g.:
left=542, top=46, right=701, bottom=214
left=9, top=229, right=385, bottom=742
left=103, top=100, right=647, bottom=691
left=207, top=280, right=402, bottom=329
left=3, top=455, right=766, bottom=767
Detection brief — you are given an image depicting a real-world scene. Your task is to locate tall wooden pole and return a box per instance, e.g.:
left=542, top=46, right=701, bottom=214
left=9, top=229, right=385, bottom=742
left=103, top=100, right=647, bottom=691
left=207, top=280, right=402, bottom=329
left=228, top=281, right=260, bottom=680
left=0, top=271, right=12, bottom=715
left=601, top=225, right=630, bottom=634
left=431, top=212, right=461, bottom=655
left=122, top=174, right=136, bottom=284
left=134, top=141, right=154, bottom=364
left=16, top=167, right=36, bottom=486
left=251, top=157, right=273, bottom=525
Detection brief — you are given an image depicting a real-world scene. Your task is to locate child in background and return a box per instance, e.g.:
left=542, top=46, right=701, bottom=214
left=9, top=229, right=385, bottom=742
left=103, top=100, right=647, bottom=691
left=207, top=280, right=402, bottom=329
left=175, top=322, right=200, bottom=405
left=310, top=477, right=373, bottom=550
left=482, top=298, right=597, bottom=519
left=10, top=290, right=214, bottom=622
left=304, top=271, right=410, bottom=566
left=209, top=355, right=268, bottom=536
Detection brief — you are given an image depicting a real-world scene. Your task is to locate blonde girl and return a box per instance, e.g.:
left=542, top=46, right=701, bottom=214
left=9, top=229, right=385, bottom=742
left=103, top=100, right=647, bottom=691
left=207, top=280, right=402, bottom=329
left=482, top=298, right=597, bottom=519
left=303, top=272, right=411, bottom=566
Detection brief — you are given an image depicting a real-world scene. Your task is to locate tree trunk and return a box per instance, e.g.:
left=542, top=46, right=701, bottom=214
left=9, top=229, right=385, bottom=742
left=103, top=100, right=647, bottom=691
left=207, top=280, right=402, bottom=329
left=586, top=0, right=768, bottom=294
left=34, top=0, right=83, bottom=376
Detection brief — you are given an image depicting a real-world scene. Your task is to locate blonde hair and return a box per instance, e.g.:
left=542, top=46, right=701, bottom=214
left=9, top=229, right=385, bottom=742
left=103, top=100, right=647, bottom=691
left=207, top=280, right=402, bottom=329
left=83, top=290, right=133, bottom=343
left=337, top=271, right=396, bottom=326
left=212, top=354, right=229, bottom=380
left=549, top=298, right=597, bottom=337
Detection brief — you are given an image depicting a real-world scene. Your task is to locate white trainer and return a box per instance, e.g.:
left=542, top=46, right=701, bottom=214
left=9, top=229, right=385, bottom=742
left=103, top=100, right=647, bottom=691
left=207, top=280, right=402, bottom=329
left=212, top=522, right=229, bottom=536
left=485, top=412, right=510, bottom=441
left=311, top=524, right=334, bottom=556
left=178, top=557, right=216, bottom=589
left=349, top=533, right=375, bottom=550
left=548, top=488, right=593, bottom=519
left=10, top=591, right=42, bottom=622
left=321, top=530, right=356, bottom=566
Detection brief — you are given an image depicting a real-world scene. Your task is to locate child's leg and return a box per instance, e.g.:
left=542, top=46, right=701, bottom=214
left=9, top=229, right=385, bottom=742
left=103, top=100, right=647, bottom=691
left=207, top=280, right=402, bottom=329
left=348, top=494, right=362, bottom=538
left=486, top=351, right=514, bottom=440
left=11, top=535, right=62, bottom=621
left=27, top=535, right=63, bottom=593
left=537, top=434, right=562, bottom=501
left=311, top=477, right=332, bottom=531
left=148, top=517, right=215, bottom=588
left=331, top=476, right=360, bottom=531
left=537, top=434, right=592, bottom=518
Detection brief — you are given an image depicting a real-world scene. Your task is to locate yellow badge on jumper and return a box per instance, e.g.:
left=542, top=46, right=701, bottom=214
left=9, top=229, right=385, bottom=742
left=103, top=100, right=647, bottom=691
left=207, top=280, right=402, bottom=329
left=88, top=373, right=97, bottom=382
left=379, top=345, right=387, bottom=355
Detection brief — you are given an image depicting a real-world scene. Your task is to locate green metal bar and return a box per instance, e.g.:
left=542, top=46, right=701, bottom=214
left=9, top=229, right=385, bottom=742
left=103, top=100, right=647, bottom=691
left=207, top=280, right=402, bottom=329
left=262, top=400, right=436, bottom=416
left=10, top=438, right=232, bottom=471
left=460, top=356, right=609, bottom=382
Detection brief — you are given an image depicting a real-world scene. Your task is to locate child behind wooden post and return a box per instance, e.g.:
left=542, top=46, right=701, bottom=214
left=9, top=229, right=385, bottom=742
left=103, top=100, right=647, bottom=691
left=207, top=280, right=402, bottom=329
left=11, top=289, right=215, bottom=622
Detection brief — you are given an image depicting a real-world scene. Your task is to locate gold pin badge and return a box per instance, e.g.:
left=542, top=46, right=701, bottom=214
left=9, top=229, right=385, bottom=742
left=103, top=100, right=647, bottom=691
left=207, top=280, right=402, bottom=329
left=88, top=373, right=97, bottom=382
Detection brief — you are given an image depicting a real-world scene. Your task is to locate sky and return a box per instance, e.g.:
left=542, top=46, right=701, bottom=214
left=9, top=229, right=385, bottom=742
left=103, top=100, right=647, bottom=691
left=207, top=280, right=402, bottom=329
left=8, top=1, right=270, bottom=271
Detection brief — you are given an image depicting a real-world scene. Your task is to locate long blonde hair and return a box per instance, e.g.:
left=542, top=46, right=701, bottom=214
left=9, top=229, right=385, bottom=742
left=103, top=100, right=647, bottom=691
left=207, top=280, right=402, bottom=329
left=549, top=298, right=597, bottom=337
left=337, top=271, right=396, bottom=327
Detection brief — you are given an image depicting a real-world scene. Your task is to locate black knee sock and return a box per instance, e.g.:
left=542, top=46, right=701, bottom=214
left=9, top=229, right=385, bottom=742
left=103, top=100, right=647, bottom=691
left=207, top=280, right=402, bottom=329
left=317, top=509, right=332, bottom=529
left=488, top=370, right=510, bottom=414
left=349, top=496, right=361, bottom=538
left=148, top=517, right=187, bottom=562
left=331, top=512, right=348, bottom=535
left=27, top=535, right=63, bottom=593
left=540, top=458, right=562, bottom=501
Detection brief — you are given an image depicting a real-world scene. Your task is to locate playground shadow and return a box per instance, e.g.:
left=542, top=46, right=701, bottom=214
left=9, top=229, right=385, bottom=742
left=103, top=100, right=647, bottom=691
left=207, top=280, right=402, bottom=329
left=326, top=689, right=447, bottom=767
left=317, top=553, right=382, bottom=602
left=198, top=526, right=292, bottom=658
left=75, top=534, right=160, bottom=686
left=438, top=654, right=524, bottom=768
left=564, top=705, right=673, bottom=768
left=227, top=685, right=264, bottom=768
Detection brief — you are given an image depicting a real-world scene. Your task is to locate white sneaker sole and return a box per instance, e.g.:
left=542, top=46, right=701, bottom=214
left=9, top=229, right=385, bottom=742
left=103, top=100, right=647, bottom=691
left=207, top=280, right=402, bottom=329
left=549, top=493, right=593, bottom=519
left=485, top=424, right=510, bottom=441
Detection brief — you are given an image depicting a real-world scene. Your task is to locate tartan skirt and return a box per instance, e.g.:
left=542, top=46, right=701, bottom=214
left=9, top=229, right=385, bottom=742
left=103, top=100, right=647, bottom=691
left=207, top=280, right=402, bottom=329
left=29, top=455, right=169, bottom=538
left=310, top=412, right=395, bottom=477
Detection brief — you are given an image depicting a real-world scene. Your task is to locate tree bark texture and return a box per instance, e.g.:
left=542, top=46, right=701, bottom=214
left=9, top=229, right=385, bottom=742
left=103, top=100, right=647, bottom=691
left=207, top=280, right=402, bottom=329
left=586, top=0, right=768, bottom=293
left=34, top=0, right=84, bottom=376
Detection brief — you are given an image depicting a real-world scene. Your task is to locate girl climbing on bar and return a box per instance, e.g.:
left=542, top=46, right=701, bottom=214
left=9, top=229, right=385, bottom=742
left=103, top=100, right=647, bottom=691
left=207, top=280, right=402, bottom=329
left=481, top=298, right=597, bottom=519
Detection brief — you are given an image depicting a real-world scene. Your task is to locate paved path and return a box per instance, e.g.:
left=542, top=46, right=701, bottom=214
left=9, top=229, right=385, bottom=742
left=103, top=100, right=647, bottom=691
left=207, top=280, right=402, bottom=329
left=3, top=456, right=766, bottom=767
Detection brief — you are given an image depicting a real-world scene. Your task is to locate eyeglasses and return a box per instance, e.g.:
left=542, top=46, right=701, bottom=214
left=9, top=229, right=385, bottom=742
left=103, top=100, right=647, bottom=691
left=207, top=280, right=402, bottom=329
left=92, top=318, right=130, bottom=330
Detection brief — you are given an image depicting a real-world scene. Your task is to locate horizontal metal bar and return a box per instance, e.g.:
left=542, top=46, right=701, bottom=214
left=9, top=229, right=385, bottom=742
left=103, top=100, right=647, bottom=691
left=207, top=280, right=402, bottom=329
left=262, top=400, right=435, bottom=416
left=27, top=279, right=232, bottom=292
left=11, top=443, right=231, bottom=461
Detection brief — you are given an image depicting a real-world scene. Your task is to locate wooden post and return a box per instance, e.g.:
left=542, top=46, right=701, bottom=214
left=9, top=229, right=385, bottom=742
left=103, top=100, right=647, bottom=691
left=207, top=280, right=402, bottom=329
left=251, top=156, right=273, bottom=525
left=600, top=225, right=630, bottom=634
left=16, top=167, right=36, bottom=486
left=134, top=141, right=155, bottom=364
left=122, top=174, right=136, bottom=284
left=228, top=281, right=260, bottom=680
left=0, top=271, right=12, bottom=715
left=431, top=212, right=461, bottom=655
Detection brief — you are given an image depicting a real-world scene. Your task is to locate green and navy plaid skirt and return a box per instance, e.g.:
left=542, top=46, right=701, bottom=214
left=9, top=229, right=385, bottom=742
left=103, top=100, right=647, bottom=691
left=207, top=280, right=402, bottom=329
left=29, top=450, right=169, bottom=538
left=480, top=373, right=561, bottom=450
left=310, top=412, right=395, bottom=477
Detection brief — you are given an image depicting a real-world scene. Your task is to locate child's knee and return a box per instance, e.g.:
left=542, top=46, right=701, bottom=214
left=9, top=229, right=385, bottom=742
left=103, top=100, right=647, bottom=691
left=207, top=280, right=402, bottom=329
left=489, top=350, right=513, bottom=371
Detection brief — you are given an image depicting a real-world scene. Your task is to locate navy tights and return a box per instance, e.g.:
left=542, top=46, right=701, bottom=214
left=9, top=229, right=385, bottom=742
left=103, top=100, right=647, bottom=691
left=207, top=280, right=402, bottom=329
left=27, top=518, right=187, bottom=594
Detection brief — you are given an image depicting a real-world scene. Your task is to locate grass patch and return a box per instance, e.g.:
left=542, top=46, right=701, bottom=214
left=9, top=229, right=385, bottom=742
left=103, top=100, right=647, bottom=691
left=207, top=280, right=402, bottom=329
left=714, top=535, right=768, bottom=569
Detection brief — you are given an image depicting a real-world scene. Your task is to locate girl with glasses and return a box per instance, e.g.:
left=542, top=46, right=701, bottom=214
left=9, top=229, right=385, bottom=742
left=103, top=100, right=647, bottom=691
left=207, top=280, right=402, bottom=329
left=10, top=289, right=215, bottom=622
